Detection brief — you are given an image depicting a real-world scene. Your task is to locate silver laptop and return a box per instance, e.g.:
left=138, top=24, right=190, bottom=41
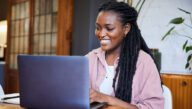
left=18, top=55, right=89, bottom=109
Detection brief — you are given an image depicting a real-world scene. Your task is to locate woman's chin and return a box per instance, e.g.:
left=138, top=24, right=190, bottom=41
left=101, top=46, right=109, bottom=51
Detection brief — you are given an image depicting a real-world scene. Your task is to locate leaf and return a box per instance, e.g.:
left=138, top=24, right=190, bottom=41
left=169, top=17, right=184, bottom=24
left=185, top=46, right=192, bottom=53
left=162, top=26, right=175, bottom=40
left=178, top=8, right=191, bottom=14
left=187, top=55, right=192, bottom=62
left=135, top=0, right=141, bottom=9
left=185, top=62, right=189, bottom=69
left=183, top=40, right=188, bottom=50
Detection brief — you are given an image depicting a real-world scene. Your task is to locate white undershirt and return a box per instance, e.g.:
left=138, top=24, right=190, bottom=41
left=99, top=61, right=114, bottom=95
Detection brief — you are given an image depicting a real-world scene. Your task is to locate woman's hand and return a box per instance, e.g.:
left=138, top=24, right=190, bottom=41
left=89, top=88, right=138, bottom=109
left=89, top=88, right=110, bottom=103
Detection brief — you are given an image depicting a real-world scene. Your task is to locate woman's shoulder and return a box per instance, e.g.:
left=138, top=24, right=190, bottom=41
left=137, top=50, right=154, bottom=64
left=134, top=50, right=159, bottom=86
left=85, top=48, right=102, bottom=58
left=136, top=50, right=157, bottom=73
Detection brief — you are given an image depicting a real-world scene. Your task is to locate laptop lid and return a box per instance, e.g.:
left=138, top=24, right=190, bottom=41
left=18, top=55, right=89, bottom=109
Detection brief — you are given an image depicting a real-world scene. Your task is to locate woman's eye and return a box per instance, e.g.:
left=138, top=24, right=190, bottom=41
left=96, top=26, right=101, bottom=30
left=107, top=28, right=114, bottom=31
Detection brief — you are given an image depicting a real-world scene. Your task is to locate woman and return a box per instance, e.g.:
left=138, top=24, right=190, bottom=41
left=86, top=1, right=164, bottom=109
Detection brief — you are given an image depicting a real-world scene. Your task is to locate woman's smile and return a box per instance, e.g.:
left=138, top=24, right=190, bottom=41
left=100, top=36, right=111, bottom=45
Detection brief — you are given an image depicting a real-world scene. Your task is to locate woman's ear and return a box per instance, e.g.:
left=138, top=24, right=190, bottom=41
left=123, top=23, right=131, bottom=35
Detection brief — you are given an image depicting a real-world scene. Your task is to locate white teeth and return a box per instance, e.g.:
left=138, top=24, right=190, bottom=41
left=103, top=36, right=110, bottom=40
left=100, top=40, right=111, bottom=44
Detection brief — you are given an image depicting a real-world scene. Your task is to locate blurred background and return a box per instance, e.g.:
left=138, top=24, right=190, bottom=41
left=0, top=0, right=192, bottom=109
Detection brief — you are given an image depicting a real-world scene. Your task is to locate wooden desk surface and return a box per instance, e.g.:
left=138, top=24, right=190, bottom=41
left=0, top=103, right=126, bottom=109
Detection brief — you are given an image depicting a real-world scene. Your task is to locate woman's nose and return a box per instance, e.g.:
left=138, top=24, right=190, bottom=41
left=98, top=29, right=107, bottom=38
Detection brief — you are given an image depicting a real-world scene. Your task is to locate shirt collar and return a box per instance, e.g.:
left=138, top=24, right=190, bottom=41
left=93, top=48, right=119, bottom=67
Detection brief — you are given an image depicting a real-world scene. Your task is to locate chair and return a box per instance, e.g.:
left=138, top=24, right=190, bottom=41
left=162, top=85, right=172, bottom=109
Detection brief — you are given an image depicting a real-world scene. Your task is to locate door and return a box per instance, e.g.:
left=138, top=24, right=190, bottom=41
left=5, top=0, right=73, bottom=93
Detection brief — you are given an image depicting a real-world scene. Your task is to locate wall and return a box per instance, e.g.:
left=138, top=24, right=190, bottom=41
left=0, top=0, right=7, bottom=21
left=71, top=0, right=90, bottom=55
left=137, top=0, right=192, bottom=75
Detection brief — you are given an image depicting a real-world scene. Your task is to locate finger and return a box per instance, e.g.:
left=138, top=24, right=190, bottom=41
left=89, top=89, right=106, bottom=103
left=89, top=89, right=97, bottom=98
left=90, top=98, right=95, bottom=103
left=90, top=96, right=100, bottom=103
left=89, top=90, right=97, bottom=99
left=89, top=88, right=95, bottom=95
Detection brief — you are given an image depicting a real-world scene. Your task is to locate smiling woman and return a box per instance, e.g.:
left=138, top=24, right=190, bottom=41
left=86, top=1, right=164, bottom=109
left=95, top=11, right=129, bottom=55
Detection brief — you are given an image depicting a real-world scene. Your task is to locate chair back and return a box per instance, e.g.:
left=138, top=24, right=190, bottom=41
left=162, top=85, right=172, bottom=109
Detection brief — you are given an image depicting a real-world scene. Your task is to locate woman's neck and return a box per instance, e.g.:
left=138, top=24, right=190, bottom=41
left=105, top=46, right=121, bottom=66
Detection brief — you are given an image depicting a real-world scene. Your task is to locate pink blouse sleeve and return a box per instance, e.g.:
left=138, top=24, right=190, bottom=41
left=132, top=52, right=164, bottom=109
left=85, top=52, right=95, bottom=88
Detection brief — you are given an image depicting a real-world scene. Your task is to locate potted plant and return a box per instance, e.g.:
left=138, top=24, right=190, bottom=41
left=162, top=8, right=192, bottom=70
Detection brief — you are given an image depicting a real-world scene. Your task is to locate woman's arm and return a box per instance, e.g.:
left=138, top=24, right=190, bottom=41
left=90, top=88, right=138, bottom=109
left=131, top=51, right=164, bottom=109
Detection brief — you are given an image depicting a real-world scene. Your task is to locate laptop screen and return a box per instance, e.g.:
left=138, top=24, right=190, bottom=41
left=18, top=55, right=89, bottom=109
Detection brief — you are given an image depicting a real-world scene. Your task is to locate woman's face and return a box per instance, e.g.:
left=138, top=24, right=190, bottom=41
left=95, top=11, right=130, bottom=52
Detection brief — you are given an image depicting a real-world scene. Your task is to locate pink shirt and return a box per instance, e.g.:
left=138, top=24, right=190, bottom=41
left=86, top=48, right=164, bottom=109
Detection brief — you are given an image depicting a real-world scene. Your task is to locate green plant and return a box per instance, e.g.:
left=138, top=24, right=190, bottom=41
left=127, top=0, right=146, bottom=15
left=120, top=0, right=145, bottom=15
left=162, top=8, right=192, bottom=69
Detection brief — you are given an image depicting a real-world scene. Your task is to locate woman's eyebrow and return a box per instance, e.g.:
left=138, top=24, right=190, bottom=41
left=105, top=24, right=114, bottom=27
left=95, top=23, right=100, bottom=26
left=95, top=23, right=113, bottom=27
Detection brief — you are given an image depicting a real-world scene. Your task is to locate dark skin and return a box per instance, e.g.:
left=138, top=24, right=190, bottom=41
left=89, top=11, right=138, bottom=109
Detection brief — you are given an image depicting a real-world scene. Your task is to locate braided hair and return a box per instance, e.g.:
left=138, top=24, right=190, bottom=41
left=98, top=1, right=162, bottom=103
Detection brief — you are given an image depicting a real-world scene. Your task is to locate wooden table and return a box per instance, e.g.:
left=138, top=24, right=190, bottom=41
left=0, top=103, right=126, bottom=109
left=0, top=103, right=23, bottom=109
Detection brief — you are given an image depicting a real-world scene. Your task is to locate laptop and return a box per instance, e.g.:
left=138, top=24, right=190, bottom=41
left=18, top=55, right=89, bottom=109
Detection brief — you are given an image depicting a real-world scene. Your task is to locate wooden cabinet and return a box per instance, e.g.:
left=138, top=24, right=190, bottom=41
left=5, top=0, right=73, bottom=93
left=161, top=74, right=192, bottom=109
